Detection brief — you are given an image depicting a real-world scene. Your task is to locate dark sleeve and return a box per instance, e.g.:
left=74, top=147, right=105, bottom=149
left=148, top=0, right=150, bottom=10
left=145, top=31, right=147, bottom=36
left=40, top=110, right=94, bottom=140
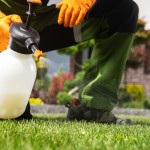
left=41, top=0, right=49, bottom=6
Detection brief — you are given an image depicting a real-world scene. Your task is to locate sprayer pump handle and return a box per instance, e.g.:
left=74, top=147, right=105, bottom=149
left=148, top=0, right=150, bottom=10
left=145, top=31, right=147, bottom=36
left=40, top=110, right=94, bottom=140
left=27, top=0, right=42, bottom=5
left=25, top=0, right=42, bottom=29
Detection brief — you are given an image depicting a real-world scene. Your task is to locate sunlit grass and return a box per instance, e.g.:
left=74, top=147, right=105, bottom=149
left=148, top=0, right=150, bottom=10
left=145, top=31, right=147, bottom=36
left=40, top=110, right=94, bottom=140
left=0, top=114, right=150, bottom=150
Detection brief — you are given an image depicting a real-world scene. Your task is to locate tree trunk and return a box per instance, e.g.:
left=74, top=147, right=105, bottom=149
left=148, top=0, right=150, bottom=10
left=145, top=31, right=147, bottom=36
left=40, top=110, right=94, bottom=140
left=69, top=51, right=83, bottom=75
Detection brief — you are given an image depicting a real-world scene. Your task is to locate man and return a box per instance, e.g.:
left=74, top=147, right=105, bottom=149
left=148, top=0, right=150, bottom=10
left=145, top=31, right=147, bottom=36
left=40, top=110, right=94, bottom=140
left=0, top=0, right=139, bottom=124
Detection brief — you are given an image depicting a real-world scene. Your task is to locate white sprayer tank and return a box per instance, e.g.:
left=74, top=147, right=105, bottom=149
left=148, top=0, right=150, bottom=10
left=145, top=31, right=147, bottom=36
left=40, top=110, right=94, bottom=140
left=0, top=48, right=36, bottom=119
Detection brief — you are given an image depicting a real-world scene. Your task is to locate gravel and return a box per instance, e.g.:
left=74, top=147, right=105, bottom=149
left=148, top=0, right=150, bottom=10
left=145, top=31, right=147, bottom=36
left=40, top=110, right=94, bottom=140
left=31, top=105, right=150, bottom=117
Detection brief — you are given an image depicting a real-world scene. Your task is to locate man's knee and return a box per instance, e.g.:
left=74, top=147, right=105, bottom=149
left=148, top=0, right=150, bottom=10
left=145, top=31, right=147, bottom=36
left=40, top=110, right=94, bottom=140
left=108, top=0, right=139, bottom=34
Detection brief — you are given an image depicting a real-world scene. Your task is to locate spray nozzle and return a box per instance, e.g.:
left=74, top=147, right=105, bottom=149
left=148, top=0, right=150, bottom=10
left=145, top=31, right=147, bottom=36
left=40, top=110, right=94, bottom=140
left=25, top=38, right=43, bottom=59
left=33, top=49, right=43, bottom=59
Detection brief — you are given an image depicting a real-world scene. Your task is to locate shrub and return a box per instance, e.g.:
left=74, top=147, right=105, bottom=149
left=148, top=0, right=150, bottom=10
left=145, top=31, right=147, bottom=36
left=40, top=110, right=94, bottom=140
left=122, top=100, right=145, bottom=109
left=126, top=84, right=145, bottom=101
left=63, top=71, right=85, bottom=92
left=82, top=60, right=90, bottom=71
left=34, top=53, right=48, bottom=80
left=35, top=76, right=51, bottom=90
left=117, top=87, right=132, bottom=107
left=117, top=85, right=146, bottom=109
left=57, top=92, right=73, bottom=104
left=49, top=72, right=74, bottom=102
left=126, top=46, right=145, bottom=69
left=144, top=97, right=150, bottom=109
left=29, top=98, right=44, bottom=105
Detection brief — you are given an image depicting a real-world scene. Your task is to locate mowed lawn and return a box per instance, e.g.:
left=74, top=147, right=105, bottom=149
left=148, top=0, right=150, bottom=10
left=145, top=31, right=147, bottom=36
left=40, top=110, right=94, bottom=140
left=0, top=114, right=150, bottom=150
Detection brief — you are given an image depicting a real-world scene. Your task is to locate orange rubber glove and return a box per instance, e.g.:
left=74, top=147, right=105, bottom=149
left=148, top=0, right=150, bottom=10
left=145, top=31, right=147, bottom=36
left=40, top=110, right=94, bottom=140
left=57, top=0, right=96, bottom=28
left=0, top=12, right=22, bottom=52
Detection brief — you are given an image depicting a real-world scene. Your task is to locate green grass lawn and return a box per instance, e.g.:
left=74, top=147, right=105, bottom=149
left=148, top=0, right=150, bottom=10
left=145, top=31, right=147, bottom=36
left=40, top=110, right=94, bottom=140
left=0, top=114, right=150, bottom=150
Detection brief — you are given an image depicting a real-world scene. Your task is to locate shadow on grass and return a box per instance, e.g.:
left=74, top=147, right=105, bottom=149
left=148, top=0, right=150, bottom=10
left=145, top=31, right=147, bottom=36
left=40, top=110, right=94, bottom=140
left=2, top=114, right=150, bottom=126
left=132, top=121, right=150, bottom=126
left=32, top=116, right=150, bottom=126
left=0, top=115, right=66, bottom=123
left=33, top=115, right=66, bottom=122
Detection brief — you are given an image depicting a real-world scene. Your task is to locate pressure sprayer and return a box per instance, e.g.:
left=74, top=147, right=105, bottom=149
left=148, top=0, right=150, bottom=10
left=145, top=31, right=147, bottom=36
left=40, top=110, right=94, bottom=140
left=0, top=0, right=43, bottom=119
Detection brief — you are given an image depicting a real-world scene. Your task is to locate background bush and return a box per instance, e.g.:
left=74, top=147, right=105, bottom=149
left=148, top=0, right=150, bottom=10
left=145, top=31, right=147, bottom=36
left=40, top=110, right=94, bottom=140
left=63, top=71, right=85, bottom=92
left=126, top=84, right=145, bottom=101
left=117, top=87, right=132, bottom=107
left=49, top=72, right=74, bottom=104
left=144, top=97, right=150, bottom=109
left=122, top=100, right=145, bottom=109
left=117, top=84, right=147, bottom=109
left=29, top=98, right=44, bottom=105
left=57, top=92, right=73, bottom=104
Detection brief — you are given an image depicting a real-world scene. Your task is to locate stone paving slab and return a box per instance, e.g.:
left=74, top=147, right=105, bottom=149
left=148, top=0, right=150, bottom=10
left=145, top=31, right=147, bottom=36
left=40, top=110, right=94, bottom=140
left=31, top=105, right=150, bottom=117
left=112, top=107, right=150, bottom=117
left=31, top=105, right=68, bottom=114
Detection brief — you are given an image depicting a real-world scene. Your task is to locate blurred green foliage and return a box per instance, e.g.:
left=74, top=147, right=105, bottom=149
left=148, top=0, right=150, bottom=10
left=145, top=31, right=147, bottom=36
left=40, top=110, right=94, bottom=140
left=57, top=92, right=73, bottom=104
left=82, top=59, right=90, bottom=71
left=134, top=19, right=150, bottom=46
left=34, top=53, right=51, bottom=90
left=63, top=71, right=85, bottom=92
left=126, top=84, right=145, bottom=101
left=29, top=98, right=44, bottom=105
left=57, top=39, right=95, bottom=55
left=117, top=87, right=132, bottom=107
left=35, top=76, right=51, bottom=90
left=117, top=84, right=149, bottom=109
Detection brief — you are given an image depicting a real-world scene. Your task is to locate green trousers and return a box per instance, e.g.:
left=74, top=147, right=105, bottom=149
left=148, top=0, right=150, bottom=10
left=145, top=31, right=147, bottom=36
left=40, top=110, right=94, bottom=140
left=0, top=0, right=139, bottom=111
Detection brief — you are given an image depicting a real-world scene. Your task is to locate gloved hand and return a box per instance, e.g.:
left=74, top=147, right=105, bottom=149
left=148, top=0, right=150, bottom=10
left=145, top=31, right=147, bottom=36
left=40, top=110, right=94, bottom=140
left=0, top=12, right=22, bottom=52
left=57, top=0, right=96, bottom=28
